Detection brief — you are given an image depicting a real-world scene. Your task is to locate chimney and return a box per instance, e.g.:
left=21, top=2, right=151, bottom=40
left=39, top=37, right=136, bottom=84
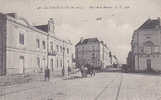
left=48, top=18, right=55, bottom=34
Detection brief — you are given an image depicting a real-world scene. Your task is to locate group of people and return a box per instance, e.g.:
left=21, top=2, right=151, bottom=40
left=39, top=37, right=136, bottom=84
left=44, top=66, right=72, bottom=81
left=43, top=64, right=96, bottom=81
left=79, top=64, right=96, bottom=78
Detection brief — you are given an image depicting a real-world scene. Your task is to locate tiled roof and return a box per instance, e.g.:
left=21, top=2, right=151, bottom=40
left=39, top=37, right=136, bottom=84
left=34, top=25, right=48, bottom=32
left=75, top=38, right=99, bottom=46
left=138, top=18, right=160, bottom=30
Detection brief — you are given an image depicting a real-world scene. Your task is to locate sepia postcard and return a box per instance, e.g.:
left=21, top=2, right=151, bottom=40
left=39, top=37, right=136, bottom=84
left=0, top=0, right=161, bottom=100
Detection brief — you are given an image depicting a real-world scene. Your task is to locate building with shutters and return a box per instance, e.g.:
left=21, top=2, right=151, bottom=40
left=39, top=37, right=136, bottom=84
left=130, top=17, right=161, bottom=72
left=0, top=12, right=73, bottom=75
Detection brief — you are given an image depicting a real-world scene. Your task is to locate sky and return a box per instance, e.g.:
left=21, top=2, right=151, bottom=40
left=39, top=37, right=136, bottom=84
left=0, top=0, right=161, bottom=63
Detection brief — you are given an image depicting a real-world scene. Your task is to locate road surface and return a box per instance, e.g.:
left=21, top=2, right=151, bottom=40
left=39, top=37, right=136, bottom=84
left=1, top=72, right=161, bottom=100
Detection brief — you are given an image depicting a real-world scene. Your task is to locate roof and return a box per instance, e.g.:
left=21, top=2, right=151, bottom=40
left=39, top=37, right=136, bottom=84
left=34, top=24, right=48, bottom=32
left=138, top=18, right=160, bottom=30
left=75, top=38, right=99, bottom=46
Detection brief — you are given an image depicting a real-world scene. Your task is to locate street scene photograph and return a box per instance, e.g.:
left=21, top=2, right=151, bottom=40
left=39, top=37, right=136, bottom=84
left=0, top=0, right=161, bottom=100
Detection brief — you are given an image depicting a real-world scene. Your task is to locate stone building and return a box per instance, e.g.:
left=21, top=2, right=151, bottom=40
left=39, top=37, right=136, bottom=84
left=130, top=17, right=161, bottom=72
left=0, top=13, right=73, bottom=75
left=75, top=38, right=111, bottom=70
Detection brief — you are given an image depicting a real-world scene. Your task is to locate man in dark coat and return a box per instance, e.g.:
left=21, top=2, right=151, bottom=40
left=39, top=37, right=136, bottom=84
left=68, top=66, right=71, bottom=76
left=45, top=67, right=50, bottom=81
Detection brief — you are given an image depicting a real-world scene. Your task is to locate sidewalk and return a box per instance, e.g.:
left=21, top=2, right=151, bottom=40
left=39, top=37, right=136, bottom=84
left=0, top=73, right=62, bottom=100
left=0, top=71, right=80, bottom=100
left=0, top=71, right=63, bottom=86
left=0, top=74, right=32, bottom=86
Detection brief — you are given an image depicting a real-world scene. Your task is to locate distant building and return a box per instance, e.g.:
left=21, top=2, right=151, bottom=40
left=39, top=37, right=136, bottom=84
left=129, top=17, right=161, bottom=72
left=126, top=51, right=134, bottom=71
left=0, top=13, right=73, bottom=75
left=75, top=37, right=111, bottom=70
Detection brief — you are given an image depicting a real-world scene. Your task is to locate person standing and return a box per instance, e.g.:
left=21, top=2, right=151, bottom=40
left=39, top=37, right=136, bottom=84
left=80, top=64, right=84, bottom=78
left=68, top=66, right=71, bottom=76
left=45, top=67, right=50, bottom=81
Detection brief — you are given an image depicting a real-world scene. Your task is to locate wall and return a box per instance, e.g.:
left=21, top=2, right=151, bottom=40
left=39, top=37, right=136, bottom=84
left=6, top=16, right=47, bottom=74
left=48, top=35, right=73, bottom=75
left=75, top=40, right=111, bottom=69
left=132, top=26, right=161, bottom=72
left=0, top=13, right=73, bottom=75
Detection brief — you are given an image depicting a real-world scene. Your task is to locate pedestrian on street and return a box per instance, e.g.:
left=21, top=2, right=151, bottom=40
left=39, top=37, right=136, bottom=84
left=80, top=64, right=85, bottom=78
left=45, top=67, right=50, bottom=81
left=68, top=66, right=71, bottom=76
left=62, top=68, right=65, bottom=76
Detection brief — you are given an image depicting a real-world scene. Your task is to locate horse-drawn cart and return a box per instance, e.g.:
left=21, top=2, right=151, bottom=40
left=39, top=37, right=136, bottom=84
left=80, top=64, right=95, bottom=78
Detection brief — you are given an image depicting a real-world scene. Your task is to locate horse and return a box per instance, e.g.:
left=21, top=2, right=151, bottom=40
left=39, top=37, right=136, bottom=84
left=84, top=64, right=95, bottom=77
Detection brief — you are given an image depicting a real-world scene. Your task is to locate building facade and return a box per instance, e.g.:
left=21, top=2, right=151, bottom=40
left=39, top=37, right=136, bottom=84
left=75, top=38, right=111, bottom=70
left=0, top=13, right=73, bottom=75
left=130, top=17, right=161, bottom=72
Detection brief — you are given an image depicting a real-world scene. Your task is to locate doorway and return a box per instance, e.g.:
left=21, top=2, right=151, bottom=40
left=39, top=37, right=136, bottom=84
left=19, top=56, right=24, bottom=74
left=146, top=59, right=151, bottom=72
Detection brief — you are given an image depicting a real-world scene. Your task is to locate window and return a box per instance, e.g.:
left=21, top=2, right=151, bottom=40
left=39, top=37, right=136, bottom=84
left=37, top=57, right=40, bottom=68
left=67, top=48, right=69, bottom=54
left=60, top=59, right=62, bottom=67
left=19, top=33, right=24, bottom=45
left=92, top=53, right=95, bottom=59
left=63, top=47, right=65, bottom=52
left=60, top=46, right=62, bottom=52
left=144, top=46, right=151, bottom=54
left=42, top=58, right=46, bottom=68
left=154, top=46, right=159, bottom=53
left=36, top=39, right=40, bottom=48
left=42, top=41, right=46, bottom=49
left=50, top=41, right=53, bottom=52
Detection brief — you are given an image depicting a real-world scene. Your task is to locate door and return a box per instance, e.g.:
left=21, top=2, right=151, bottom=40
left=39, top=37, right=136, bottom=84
left=19, top=56, right=24, bottom=74
left=146, top=59, right=151, bottom=72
